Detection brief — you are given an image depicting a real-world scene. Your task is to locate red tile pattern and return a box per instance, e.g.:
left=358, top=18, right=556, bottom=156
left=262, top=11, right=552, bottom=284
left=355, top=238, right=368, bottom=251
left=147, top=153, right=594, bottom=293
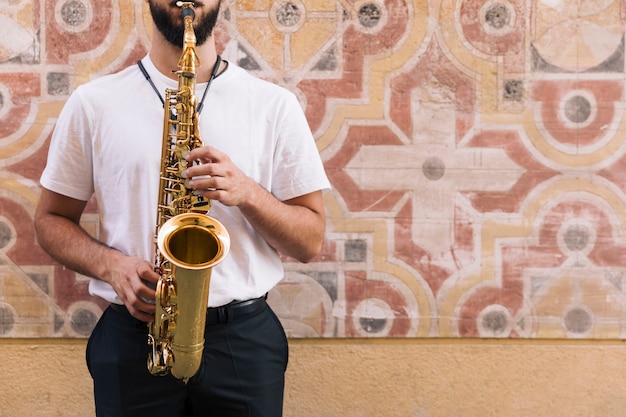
left=2, top=0, right=626, bottom=339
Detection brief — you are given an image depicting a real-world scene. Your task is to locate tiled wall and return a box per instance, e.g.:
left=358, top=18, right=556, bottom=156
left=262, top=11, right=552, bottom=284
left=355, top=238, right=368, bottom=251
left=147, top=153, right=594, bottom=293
left=2, top=0, right=626, bottom=339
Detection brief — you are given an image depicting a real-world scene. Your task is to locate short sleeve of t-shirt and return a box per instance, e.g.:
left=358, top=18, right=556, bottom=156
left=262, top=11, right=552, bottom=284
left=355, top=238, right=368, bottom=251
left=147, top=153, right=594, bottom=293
left=40, top=88, right=95, bottom=201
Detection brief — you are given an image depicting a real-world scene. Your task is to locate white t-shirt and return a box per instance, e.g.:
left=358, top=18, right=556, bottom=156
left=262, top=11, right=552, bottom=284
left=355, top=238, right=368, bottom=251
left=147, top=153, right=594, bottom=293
left=40, top=57, right=330, bottom=307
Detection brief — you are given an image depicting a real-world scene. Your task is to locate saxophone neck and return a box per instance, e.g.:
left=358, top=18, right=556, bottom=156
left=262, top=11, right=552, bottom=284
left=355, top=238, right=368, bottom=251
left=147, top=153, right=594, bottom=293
left=177, top=3, right=200, bottom=76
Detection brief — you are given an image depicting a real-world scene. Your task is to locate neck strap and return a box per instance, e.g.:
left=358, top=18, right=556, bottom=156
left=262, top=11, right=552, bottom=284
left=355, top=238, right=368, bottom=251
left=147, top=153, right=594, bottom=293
left=137, top=55, right=223, bottom=114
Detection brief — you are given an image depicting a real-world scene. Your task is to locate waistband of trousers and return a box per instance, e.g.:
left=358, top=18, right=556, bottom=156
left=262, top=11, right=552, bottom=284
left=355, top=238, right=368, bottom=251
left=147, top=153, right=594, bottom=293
left=206, top=294, right=268, bottom=325
left=108, top=294, right=268, bottom=326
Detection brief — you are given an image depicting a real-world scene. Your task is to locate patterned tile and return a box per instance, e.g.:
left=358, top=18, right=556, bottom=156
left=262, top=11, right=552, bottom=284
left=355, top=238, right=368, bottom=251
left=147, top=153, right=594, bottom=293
left=2, top=0, right=626, bottom=339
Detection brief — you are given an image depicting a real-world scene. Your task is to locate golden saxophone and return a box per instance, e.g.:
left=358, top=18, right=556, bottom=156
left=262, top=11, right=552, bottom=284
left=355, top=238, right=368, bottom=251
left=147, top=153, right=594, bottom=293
left=147, top=1, right=230, bottom=382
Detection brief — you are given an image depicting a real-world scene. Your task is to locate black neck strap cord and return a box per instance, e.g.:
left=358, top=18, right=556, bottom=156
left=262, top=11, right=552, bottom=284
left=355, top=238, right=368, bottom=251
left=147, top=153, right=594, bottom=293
left=137, top=55, right=223, bottom=114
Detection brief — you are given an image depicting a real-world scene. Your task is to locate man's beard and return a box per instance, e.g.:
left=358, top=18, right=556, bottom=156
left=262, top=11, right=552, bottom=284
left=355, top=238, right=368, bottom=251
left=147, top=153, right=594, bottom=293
left=149, top=1, right=220, bottom=47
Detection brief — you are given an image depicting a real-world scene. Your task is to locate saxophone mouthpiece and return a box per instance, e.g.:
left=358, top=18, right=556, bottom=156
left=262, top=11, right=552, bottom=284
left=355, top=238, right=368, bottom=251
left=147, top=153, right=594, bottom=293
left=177, top=1, right=196, bottom=19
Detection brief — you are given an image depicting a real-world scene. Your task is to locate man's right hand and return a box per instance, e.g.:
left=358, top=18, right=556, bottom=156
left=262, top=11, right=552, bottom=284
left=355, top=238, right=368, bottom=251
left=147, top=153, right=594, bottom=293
left=104, top=252, right=159, bottom=322
left=34, top=188, right=159, bottom=322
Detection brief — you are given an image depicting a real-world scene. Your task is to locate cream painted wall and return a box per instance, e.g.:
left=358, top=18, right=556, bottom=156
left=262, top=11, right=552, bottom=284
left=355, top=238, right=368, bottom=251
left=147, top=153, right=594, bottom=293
left=2, top=339, right=626, bottom=416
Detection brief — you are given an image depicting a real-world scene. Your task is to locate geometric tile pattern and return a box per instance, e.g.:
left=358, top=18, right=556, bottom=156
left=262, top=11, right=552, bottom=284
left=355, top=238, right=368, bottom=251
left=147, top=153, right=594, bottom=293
left=2, top=0, right=626, bottom=339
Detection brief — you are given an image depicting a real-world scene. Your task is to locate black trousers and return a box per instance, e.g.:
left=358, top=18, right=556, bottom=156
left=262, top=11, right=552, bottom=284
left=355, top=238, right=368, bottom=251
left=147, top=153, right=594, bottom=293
left=86, top=298, right=288, bottom=417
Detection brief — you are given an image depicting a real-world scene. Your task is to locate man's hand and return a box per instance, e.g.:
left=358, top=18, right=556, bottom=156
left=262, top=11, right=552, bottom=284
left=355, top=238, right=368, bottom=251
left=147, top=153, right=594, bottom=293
left=184, top=145, right=255, bottom=207
left=183, top=145, right=326, bottom=263
left=34, top=188, right=160, bottom=322
left=103, top=252, right=159, bottom=322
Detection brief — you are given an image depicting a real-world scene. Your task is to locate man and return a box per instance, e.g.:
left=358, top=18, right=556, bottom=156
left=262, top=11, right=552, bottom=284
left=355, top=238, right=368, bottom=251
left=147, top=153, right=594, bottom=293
left=34, top=0, right=330, bottom=415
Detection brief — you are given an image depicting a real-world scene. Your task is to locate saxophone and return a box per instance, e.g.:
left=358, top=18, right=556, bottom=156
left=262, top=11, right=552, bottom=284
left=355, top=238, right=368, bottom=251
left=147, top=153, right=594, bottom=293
left=147, top=1, right=230, bottom=382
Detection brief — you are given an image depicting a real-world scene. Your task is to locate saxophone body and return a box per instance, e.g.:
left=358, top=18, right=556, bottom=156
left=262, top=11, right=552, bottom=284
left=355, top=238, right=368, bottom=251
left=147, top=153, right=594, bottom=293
left=147, top=2, right=230, bottom=382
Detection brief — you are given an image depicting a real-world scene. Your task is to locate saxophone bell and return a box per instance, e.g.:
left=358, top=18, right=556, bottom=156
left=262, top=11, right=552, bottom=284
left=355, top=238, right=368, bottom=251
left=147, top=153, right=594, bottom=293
left=153, top=213, right=229, bottom=380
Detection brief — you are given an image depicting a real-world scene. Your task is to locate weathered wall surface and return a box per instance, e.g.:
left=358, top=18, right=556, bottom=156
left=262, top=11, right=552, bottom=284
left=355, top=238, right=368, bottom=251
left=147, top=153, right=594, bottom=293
left=3, top=340, right=626, bottom=416
left=2, top=0, right=626, bottom=415
left=3, top=0, right=626, bottom=341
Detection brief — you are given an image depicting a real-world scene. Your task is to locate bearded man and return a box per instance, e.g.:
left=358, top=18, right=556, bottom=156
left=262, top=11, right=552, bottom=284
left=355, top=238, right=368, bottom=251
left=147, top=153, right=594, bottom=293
left=34, top=1, right=330, bottom=416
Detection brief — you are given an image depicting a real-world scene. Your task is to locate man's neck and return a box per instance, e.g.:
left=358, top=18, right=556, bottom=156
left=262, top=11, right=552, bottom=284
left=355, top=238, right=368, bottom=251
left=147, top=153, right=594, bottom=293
left=148, top=29, right=220, bottom=83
